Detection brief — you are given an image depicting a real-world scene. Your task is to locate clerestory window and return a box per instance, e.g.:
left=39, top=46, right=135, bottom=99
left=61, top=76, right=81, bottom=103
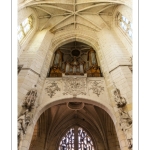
left=58, top=127, right=94, bottom=150
left=117, top=13, right=132, bottom=39
left=18, top=15, right=33, bottom=42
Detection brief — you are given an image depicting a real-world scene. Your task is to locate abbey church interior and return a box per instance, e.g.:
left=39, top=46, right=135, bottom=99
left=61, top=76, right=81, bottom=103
left=17, top=0, right=132, bottom=150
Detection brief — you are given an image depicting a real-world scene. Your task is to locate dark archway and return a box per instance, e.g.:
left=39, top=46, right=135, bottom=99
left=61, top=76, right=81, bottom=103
left=29, top=103, right=120, bottom=150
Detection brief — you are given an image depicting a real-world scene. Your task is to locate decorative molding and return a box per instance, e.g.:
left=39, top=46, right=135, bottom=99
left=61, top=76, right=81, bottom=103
left=18, top=109, right=33, bottom=149
left=113, top=88, right=127, bottom=108
left=63, top=77, right=86, bottom=97
left=21, top=68, right=40, bottom=77
left=118, top=108, right=132, bottom=149
left=22, top=86, right=37, bottom=110
left=88, top=80, right=104, bottom=97
left=67, top=102, right=84, bottom=110
left=109, top=65, right=132, bottom=73
left=45, top=81, right=61, bottom=98
left=18, top=85, right=37, bottom=149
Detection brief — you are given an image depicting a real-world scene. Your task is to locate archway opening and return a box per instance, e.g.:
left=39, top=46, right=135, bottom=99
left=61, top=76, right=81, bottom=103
left=29, top=102, right=121, bottom=150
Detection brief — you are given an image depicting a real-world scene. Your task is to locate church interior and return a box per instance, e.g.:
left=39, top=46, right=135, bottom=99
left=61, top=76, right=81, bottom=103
left=17, top=0, right=132, bottom=150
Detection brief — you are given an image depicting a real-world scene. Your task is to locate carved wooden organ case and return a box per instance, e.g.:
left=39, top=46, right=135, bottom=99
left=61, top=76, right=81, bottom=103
left=49, top=44, right=102, bottom=77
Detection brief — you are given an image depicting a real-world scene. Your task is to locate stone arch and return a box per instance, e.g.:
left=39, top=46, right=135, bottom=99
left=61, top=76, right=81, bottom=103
left=47, top=29, right=102, bottom=73
left=50, top=30, right=100, bottom=53
left=21, top=96, right=118, bottom=150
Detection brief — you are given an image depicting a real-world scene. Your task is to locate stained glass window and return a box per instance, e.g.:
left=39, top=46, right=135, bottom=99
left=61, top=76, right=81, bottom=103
left=18, top=15, right=33, bottom=42
left=117, top=13, right=132, bottom=39
left=58, top=127, right=94, bottom=150
left=59, top=128, right=75, bottom=150
left=78, top=127, right=94, bottom=150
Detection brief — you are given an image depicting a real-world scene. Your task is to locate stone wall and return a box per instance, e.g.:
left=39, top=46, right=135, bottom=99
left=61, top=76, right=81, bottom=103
left=18, top=7, right=39, bottom=57
left=112, top=4, right=132, bottom=56
left=18, top=30, right=54, bottom=114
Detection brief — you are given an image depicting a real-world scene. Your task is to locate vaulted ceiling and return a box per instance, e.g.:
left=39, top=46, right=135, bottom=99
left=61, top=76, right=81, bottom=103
left=29, top=103, right=120, bottom=150
left=19, top=0, right=121, bottom=33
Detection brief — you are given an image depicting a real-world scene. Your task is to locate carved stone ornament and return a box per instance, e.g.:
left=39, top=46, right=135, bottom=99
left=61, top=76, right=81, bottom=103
left=114, top=88, right=127, bottom=108
left=22, top=86, right=37, bottom=110
left=118, top=108, right=132, bottom=149
left=18, top=109, right=33, bottom=148
left=63, top=77, right=86, bottom=96
left=89, top=81, right=104, bottom=97
left=45, top=81, right=61, bottom=98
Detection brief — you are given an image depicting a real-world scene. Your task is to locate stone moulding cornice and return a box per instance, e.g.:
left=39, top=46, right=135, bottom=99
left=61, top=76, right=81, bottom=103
left=21, top=68, right=41, bottom=77
left=109, top=64, right=132, bottom=73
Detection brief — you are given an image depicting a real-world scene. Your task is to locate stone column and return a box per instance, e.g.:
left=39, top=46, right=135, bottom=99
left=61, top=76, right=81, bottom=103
left=18, top=30, right=54, bottom=115
left=96, top=28, right=132, bottom=150
left=74, top=126, right=78, bottom=150
left=18, top=29, right=54, bottom=150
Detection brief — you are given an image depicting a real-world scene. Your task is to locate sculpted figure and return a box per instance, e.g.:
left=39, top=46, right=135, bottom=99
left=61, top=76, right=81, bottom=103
left=118, top=108, right=132, bottom=149
left=114, top=88, right=126, bottom=108
left=22, top=85, right=37, bottom=110
left=18, top=109, right=33, bottom=149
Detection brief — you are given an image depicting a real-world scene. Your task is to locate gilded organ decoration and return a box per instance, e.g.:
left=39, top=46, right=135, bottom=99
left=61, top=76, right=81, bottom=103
left=45, top=81, right=61, bottom=98
left=49, top=42, right=102, bottom=77
left=50, top=50, right=63, bottom=77
left=63, top=77, right=86, bottom=96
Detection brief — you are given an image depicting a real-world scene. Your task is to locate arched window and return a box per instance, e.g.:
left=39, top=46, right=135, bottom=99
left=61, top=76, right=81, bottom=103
left=117, top=12, right=132, bottom=39
left=58, top=127, right=94, bottom=150
left=18, top=15, right=33, bottom=42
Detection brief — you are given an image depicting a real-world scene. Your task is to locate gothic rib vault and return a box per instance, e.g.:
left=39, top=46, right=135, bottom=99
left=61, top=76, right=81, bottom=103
left=19, top=0, right=120, bottom=33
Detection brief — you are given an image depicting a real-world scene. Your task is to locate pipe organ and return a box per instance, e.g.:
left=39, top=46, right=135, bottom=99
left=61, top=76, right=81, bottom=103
left=49, top=46, right=102, bottom=77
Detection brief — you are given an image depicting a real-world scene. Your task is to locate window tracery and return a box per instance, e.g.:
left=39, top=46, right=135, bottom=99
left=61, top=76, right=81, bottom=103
left=18, top=15, right=33, bottom=42
left=59, top=128, right=75, bottom=150
left=78, top=127, right=94, bottom=150
left=117, top=13, right=132, bottom=39
left=58, top=127, right=94, bottom=150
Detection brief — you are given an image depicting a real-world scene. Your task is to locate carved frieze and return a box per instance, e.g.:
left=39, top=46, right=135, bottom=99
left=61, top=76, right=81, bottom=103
left=88, top=80, right=104, bottom=97
left=45, top=81, right=61, bottom=98
left=63, top=77, right=86, bottom=96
